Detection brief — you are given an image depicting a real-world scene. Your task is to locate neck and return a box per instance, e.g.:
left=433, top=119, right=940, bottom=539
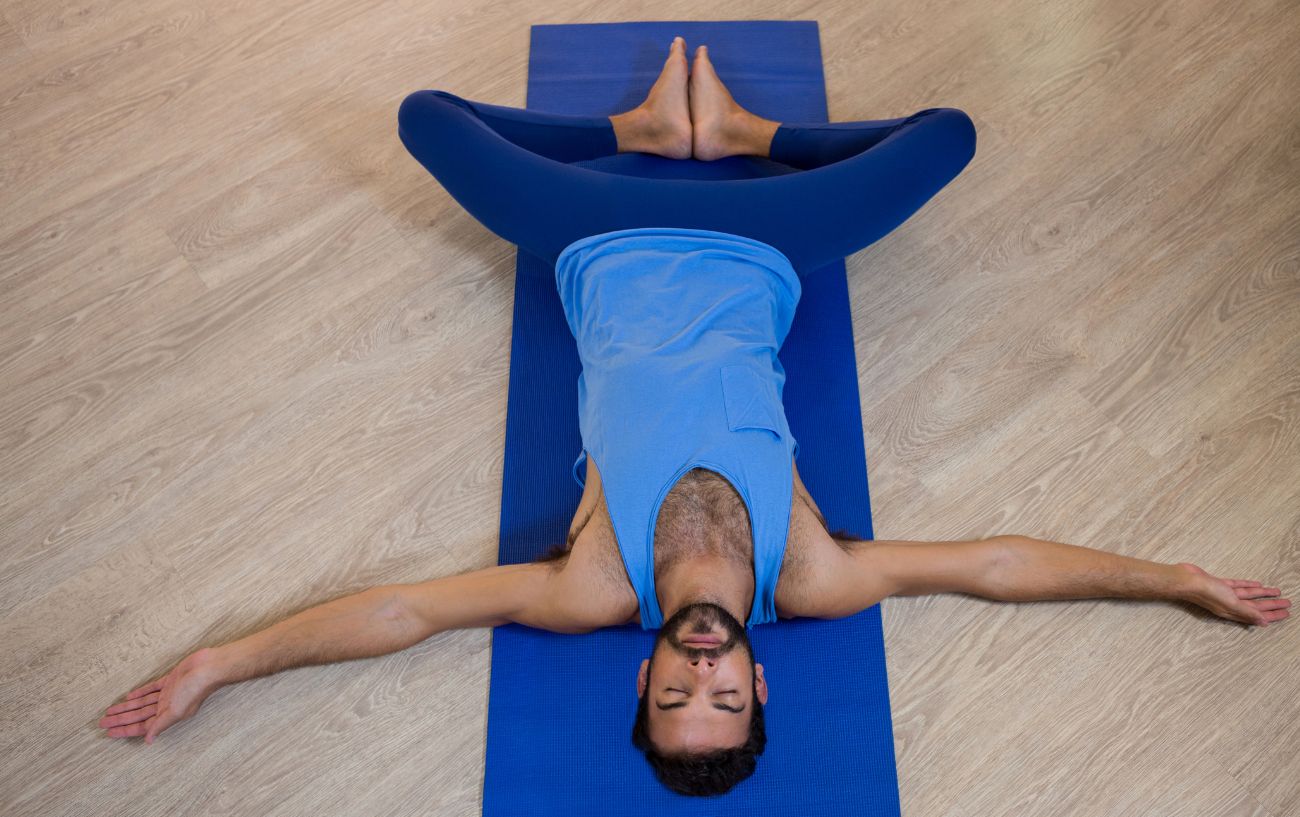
left=657, top=554, right=754, bottom=625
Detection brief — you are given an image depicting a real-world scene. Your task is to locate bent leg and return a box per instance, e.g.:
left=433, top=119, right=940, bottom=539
left=398, top=89, right=632, bottom=262
left=685, top=107, right=980, bottom=275
left=398, top=90, right=977, bottom=275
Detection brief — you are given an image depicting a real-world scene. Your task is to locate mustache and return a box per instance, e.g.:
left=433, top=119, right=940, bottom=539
left=673, top=640, right=732, bottom=661
left=669, top=624, right=741, bottom=661
left=654, top=601, right=752, bottom=663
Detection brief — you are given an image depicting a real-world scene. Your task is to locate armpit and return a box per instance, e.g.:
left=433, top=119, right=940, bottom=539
left=773, top=494, right=834, bottom=615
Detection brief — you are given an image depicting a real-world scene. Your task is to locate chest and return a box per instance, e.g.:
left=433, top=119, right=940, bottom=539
left=649, top=467, right=756, bottom=576
left=566, top=459, right=831, bottom=621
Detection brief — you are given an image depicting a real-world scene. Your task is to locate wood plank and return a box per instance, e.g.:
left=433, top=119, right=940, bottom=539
left=1, top=1, right=1295, bottom=814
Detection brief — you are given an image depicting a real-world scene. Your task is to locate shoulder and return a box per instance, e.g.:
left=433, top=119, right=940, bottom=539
left=773, top=463, right=894, bottom=619
left=539, top=516, right=639, bottom=632
left=773, top=512, right=862, bottom=619
left=772, top=462, right=834, bottom=616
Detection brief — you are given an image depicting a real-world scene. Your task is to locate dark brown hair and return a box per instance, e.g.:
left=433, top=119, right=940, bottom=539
left=630, top=662, right=767, bottom=796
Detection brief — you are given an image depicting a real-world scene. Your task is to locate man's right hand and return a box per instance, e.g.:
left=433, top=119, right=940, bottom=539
left=94, top=561, right=625, bottom=746
left=99, top=647, right=225, bottom=744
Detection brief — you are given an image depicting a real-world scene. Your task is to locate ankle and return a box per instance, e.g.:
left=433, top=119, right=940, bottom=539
left=610, top=108, right=651, bottom=153
left=730, top=111, right=779, bottom=158
left=747, top=116, right=780, bottom=158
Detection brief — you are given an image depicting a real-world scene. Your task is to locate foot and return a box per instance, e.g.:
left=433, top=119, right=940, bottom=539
left=689, top=45, right=781, bottom=161
left=609, top=37, right=693, bottom=159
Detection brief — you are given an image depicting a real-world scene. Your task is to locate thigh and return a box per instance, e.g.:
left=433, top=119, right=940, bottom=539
left=399, top=90, right=618, bottom=263
left=712, top=107, right=979, bottom=274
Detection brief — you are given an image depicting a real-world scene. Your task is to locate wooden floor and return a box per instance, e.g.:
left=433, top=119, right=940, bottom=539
left=2, top=0, right=1297, bottom=814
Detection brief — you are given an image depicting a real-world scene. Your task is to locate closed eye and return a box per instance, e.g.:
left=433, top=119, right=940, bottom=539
left=666, top=688, right=737, bottom=695
left=665, top=686, right=738, bottom=697
left=658, top=688, right=745, bottom=713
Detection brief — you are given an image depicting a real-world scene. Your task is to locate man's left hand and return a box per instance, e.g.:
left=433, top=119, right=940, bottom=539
left=1175, top=563, right=1291, bottom=627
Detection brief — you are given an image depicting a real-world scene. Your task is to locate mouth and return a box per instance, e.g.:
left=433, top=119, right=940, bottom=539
left=681, top=635, right=723, bottom=647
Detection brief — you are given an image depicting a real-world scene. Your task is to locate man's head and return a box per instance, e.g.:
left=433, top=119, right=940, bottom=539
left=631, top=601, right=768, bottom=796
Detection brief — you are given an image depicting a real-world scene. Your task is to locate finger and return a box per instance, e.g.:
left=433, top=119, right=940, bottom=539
left=99, top=703, right=157, bottom=729
left=1223, top=580, right=1262, bottom=588
left=1235, top=586, right=1282, bottom=599
left=125, top=679, right=164, bottom=700
left=104, top=691, right=161, bottom=716
left=144, top=713, right=161, bottom=744
left=145, top=708, right=178, bottom=745
left=1247, top=598, right=1291, bottom=612
left=1246, top=608, right=1290, bottom=626
left=104, top=721, right=150, bottom=739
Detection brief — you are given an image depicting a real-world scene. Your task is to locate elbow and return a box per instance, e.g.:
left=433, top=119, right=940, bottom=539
left=378, top=593, right=410, bottom=625
left=377, top=586, right=429, bottom=643
left=993, top=534, right=1034, bottom=559
left=982, top=536, right=1024, bottom=598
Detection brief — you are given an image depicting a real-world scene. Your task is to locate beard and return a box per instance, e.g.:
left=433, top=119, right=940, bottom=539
left=652, top=601, right=754, bottom=668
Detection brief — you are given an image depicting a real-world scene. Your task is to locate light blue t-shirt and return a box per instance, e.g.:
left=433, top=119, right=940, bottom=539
left=555, top=227, right=803, bottom=629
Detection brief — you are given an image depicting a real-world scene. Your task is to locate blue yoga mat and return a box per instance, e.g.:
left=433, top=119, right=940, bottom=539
left=484, top=20, right=900, bottom=815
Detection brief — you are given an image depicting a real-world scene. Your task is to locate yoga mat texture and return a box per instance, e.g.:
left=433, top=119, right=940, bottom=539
left=484, top=20, right=900, bottom=815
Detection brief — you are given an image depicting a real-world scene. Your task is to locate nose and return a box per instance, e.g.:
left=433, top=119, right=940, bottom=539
left=688, top=655, right=716, bottom=672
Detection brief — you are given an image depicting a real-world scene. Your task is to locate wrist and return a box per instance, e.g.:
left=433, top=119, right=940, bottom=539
left=1167, top=562, right=1202, bottom=602
left=201, top=642, right=249, bottom=688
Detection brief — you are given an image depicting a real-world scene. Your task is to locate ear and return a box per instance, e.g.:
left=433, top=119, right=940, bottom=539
left=754, top=662, right=769, bottom=705
left=637, top=658, right=650, bottom=698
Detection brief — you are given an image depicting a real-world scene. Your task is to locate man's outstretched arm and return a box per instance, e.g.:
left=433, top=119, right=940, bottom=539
left=973, top=535, right=1290, bottom=626
left=208, top=560, right=601, bottom=686
left=814, top=534, right=1290, bottom=627
left=99, top=558, right=609, bottom=744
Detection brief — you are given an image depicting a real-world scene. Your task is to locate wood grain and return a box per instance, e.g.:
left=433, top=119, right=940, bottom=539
left=1, top=1, right=1296, bottom=814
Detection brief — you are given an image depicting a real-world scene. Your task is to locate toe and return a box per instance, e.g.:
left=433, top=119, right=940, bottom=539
left=669, top=37, right=688, bottom=64
left=694, top=46, right=716, bottom=75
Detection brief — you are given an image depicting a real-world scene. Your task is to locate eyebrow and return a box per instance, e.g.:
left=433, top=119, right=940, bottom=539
left=656, top=699, right=747, bottom=714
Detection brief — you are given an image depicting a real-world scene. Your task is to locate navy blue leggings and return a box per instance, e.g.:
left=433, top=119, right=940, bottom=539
left=397, top=90, right=976, bottom=277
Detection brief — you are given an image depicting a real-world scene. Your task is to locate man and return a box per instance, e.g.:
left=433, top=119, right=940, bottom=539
left=97, top=452, right=1290, bottom=792
left=100, top=38, right=1291, bottom=798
